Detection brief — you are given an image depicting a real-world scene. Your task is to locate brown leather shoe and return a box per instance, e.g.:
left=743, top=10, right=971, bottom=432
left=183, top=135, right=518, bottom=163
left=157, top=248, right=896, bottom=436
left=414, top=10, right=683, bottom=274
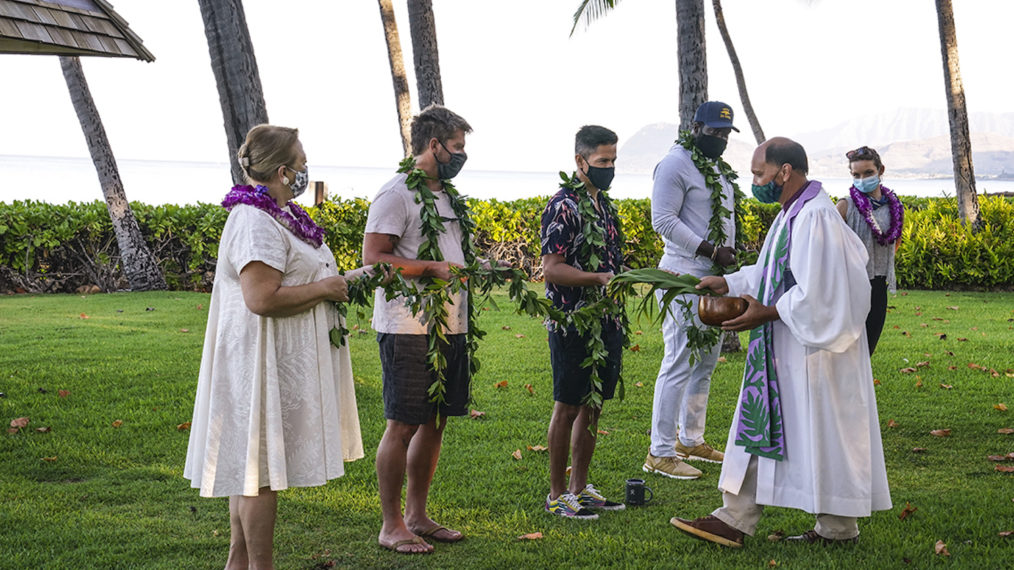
left=785, top=530, right=858, bottom=545
left=670, top=515, right=744, bottom=548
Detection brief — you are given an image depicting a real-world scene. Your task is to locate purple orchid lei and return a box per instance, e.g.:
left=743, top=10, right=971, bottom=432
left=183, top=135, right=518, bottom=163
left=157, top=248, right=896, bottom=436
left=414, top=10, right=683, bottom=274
left=850, top=184, right=904, bottom=245
left=221, top=185, right=325, bottom=248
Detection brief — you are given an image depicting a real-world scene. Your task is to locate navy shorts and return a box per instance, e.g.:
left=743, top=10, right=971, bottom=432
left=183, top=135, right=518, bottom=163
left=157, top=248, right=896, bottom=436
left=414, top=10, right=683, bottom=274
left=378, top=333, right=471, bottom=424
left=548, top=322, right=623, bottom=406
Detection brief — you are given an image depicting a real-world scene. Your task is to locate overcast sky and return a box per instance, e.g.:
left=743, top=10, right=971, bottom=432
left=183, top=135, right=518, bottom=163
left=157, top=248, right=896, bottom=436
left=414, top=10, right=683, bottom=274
left=1, top=0, right=1011, bottom=174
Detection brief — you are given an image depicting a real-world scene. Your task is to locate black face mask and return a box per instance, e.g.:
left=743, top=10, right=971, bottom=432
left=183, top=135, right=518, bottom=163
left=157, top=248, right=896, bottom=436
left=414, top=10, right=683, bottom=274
left=437, top=140, right=467, bottom=179
left=583, top=162, right=615, bottom=191
left=695, top=133, right=728, bottom=159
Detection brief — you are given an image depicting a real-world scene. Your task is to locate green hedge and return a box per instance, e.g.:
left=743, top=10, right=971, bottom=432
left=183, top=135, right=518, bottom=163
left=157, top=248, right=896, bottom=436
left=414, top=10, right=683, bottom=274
left=1, top=195, right=1011, bottom=293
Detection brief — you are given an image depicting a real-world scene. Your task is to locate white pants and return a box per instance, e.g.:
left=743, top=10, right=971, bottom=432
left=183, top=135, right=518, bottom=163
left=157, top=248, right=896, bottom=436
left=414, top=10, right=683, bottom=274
left=649, top=292, right=722, bottom=457
left=713, top=456, right=859, bottom=539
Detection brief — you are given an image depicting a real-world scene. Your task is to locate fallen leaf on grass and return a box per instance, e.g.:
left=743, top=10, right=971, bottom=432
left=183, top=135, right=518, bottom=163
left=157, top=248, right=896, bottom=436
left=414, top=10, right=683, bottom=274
left=111, top=420, right=123, bottom=428
left=988, top=453, right=1014, bottom=462
left=635, top=330, right=643, bottom=335
left=937, top=333, right=947, bottom=340
left=628, top=344, right=641, bottom=352
left=899, top=502, right=917, bottom=520
left=887, top=419, right=898, bottom=428
left=935, top=540, right=950, bottom=556
left=58, top=390, right=70, bottom=398
left=995, top=403, right=1008, bottom=412
left=919, top=323, right=928, bottom=328
left=10, top=417, right=29, bottom=428
left=930, top=429, right=951, bottom=437
left=179, top=328, right=190, bottom=333
left=526, top=445, right=548, bottom=452
left=634, top=382, right=644, bottom=387
left=41, top=456, right=57, bottom=462
left=912, top=448, right=928, bottom=453
left=968, top=362, right=985, bottom=370
left=873, top=378, right=881, bottom=385
left=997, top=465, right=1014, bottom=473
left=469, top=409, right=486, bottom=419
left=597, top=429, right=609, bottom=435
left=7, top=428, right=19, bottom=434
left=947, top=306, right=959, bottom=311
left=717, top=356, right=727, bottom=363
left=197, top=304, right=203, bottom=310
left=901, top=331, right=910, bottom=337
left=939, top=383, right=953, bottom=390
left=514, top=333, right=525, bottom=339
left=79, top=313, right=89, bottom=319
left=177, top=422, right=191, bottom=431
left=998, top=428, right=1014, bottom=435
left=494, top=381, right=508, bottom=389
left=957, top=337, right=968, bottom=342
left=511, top=449, right=522, bottom=461
left=915, top=377, right=924, bottom=388
left=145, top=307, right=155, bottom=311
left=524, top=383, right=535, bottom=395
left=35, top=426, right=51, bottom=433
left=768, top=560, right=778, bottom=568
left=916, top=361, right=930, bottom=368
left=518, top=532, right=543, bottom=540
left=948, top=366, right=958, bottom=371
left=999, top=531, right=1014, bottom=537
left=767, top=530, right=784, bottom=542
left=899, top=367, right=917, bottom=374
left=501, top=325, right=511, bottom=330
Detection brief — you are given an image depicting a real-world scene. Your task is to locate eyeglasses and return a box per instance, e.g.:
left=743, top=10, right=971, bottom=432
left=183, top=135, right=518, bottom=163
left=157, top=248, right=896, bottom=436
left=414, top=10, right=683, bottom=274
left=845, top=146, right=877, bottom=160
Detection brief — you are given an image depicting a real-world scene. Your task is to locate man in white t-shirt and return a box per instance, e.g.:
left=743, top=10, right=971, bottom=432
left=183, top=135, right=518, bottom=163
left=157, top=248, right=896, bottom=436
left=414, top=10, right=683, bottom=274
left=362, top=104, right=472, bottom=555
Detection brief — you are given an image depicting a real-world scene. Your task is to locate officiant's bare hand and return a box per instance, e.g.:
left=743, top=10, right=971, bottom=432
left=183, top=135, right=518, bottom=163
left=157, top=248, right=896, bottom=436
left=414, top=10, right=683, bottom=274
left=696, top=275, right=729, bottom=296
left=721, top=294, right=778, bottom=332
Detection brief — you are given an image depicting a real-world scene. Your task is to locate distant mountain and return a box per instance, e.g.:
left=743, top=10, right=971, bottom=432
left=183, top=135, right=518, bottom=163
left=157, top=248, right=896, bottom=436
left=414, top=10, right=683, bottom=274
left=619, top=108, right=1014, bottom=179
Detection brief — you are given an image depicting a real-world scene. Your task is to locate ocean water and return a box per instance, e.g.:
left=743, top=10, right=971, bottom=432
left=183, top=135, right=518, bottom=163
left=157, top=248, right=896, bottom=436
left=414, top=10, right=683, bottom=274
left=3, top=154, right=1011, bottom=207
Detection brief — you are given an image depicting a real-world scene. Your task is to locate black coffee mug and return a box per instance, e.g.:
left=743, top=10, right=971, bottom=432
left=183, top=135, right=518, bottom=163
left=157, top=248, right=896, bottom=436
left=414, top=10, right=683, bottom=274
left=625, top=478, right=653, bottom=506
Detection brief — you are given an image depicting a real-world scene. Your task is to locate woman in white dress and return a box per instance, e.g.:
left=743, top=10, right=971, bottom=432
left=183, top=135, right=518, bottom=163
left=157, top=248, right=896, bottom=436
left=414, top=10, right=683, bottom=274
left=184, top=124, right=364, bottom=569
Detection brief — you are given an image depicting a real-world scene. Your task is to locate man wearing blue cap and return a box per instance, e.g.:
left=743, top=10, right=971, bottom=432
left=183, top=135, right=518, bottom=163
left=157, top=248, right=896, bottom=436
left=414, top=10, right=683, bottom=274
left=642, top=101, right=740, bottom=480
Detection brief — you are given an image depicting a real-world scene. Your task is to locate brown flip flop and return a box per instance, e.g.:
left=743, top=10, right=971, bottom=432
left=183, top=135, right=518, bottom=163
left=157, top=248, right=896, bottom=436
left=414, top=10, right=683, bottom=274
left=380, top=536, right=432, bottom=554
left=414, top=524, right=464, bottom=543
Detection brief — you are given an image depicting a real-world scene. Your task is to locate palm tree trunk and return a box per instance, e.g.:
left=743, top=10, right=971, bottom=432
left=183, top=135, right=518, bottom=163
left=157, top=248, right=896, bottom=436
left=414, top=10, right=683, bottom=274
left=675, top=0, right=707, bottom=131
left=378, top=0, right=413, bottom=156
left=60, top=56, right=166, bottom=292
left=408, top=0, right=444, bottom=108
left=197, top=0, right=269, bottom=186
left=934, top=0, right=980, bottom=227
left=711, top=0, right=764, bottom=144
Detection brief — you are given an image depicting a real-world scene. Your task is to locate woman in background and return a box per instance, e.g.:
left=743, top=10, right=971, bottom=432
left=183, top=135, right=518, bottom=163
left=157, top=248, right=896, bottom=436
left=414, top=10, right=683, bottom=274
left=837, top=145, right=904, bottom=355
left=184, top=124, right=365, bottom=569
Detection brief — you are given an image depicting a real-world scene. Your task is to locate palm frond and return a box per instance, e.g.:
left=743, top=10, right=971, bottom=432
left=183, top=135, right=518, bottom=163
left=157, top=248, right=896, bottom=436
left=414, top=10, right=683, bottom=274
left=569, top=0, right=621, bottom=37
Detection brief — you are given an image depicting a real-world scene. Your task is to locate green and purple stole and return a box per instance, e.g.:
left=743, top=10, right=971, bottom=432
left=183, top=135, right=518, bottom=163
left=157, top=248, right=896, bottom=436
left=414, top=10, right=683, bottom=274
left=734, top=181, right=821, bottom=460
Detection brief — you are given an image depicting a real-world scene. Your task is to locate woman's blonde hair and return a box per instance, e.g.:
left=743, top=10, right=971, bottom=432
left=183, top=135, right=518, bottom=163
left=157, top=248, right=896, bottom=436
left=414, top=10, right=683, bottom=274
left=237, top=124, right=300, bottom=184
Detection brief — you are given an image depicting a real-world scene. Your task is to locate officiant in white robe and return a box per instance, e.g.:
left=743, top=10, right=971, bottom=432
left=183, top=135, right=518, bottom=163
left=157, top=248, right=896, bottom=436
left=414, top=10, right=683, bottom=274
left=671, top=138, right=891, bottom=548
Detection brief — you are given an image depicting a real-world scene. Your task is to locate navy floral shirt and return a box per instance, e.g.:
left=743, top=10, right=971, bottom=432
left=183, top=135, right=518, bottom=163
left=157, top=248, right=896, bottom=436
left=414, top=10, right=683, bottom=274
left=540, top=180, right=623, bottom=328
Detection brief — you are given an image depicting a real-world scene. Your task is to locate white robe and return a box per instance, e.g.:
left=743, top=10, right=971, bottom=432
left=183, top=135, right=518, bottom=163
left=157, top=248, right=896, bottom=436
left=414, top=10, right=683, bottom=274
left=719, top=186, right=892, bottom=517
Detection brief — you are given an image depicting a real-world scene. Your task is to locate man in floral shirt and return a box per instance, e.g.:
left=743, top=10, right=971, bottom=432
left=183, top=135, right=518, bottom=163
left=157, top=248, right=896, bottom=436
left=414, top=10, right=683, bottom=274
left=540, top=125, right=625, bottom=520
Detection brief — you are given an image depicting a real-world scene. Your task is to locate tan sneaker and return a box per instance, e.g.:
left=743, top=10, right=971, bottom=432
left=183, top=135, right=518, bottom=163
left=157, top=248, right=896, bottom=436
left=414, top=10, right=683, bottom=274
left=675, top=441, right=724, bottom=463
left=643, top=453, right=702, bottom=480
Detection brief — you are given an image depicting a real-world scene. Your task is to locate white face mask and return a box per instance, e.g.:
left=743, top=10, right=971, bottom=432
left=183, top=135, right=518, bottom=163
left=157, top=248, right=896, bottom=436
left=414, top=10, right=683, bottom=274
left=284, top=166, right=309, bottom=198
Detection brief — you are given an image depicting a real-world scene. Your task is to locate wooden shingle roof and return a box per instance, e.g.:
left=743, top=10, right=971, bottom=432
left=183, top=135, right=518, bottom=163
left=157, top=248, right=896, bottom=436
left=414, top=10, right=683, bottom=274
left=0, top=0, right=153, bottom=61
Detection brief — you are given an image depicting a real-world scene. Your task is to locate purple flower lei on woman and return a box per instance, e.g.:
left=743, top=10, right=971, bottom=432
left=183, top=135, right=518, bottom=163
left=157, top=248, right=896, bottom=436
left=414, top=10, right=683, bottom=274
left=221, top=185, right=325, bottom=248
left=849, top=184, right=904, bottom=245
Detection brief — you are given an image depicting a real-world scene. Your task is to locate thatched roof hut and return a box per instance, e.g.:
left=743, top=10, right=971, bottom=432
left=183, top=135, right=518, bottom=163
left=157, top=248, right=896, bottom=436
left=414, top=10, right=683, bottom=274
left=0, top=0, right=153, bottom=61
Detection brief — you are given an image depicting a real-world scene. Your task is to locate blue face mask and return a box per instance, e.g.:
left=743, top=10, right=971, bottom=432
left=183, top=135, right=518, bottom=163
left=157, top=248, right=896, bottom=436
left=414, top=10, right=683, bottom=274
left=853, top=175, right=880, bottom=194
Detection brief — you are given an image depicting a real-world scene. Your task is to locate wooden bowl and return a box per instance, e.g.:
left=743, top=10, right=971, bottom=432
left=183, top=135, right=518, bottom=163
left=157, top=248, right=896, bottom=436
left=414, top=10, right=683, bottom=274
left=698, top=295, right=748, bottom=326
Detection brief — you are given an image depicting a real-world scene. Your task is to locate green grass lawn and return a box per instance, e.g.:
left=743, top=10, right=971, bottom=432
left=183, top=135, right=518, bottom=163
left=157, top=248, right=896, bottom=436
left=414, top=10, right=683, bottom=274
left=1, top=288, right=1012, bottom=569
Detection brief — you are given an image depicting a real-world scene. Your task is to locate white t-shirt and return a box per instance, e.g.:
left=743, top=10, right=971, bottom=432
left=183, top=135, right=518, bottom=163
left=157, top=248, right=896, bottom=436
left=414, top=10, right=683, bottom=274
left=364, top=173, right=468, bottom=335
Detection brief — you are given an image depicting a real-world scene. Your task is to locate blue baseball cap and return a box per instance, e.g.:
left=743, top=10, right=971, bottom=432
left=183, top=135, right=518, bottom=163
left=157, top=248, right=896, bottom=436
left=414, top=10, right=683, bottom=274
left=693, top=101, right=739, bottom=132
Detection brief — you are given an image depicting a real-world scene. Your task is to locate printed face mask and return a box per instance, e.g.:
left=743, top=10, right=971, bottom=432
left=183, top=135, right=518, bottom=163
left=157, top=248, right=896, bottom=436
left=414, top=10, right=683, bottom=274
left=751, top=169, right=783, bottom=203
left=695, top=133, right=728, bottom=159
left=853, top=174, right=880, bottom=194
left=286, top=166, right=309, bottom=198
left=437, top=141, right=467, bottom=179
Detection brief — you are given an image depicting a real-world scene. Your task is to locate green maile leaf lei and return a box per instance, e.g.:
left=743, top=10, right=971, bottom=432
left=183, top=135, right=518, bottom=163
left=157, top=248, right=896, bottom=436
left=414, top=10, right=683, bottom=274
left=676, top=130, right=746, bottom=362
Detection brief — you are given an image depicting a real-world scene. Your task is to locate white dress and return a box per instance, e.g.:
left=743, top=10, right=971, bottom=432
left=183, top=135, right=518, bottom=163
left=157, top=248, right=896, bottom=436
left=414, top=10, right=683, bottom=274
left=184, top=204, right=364, bottom=498
left=718, top=187, right=892, bottom=517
